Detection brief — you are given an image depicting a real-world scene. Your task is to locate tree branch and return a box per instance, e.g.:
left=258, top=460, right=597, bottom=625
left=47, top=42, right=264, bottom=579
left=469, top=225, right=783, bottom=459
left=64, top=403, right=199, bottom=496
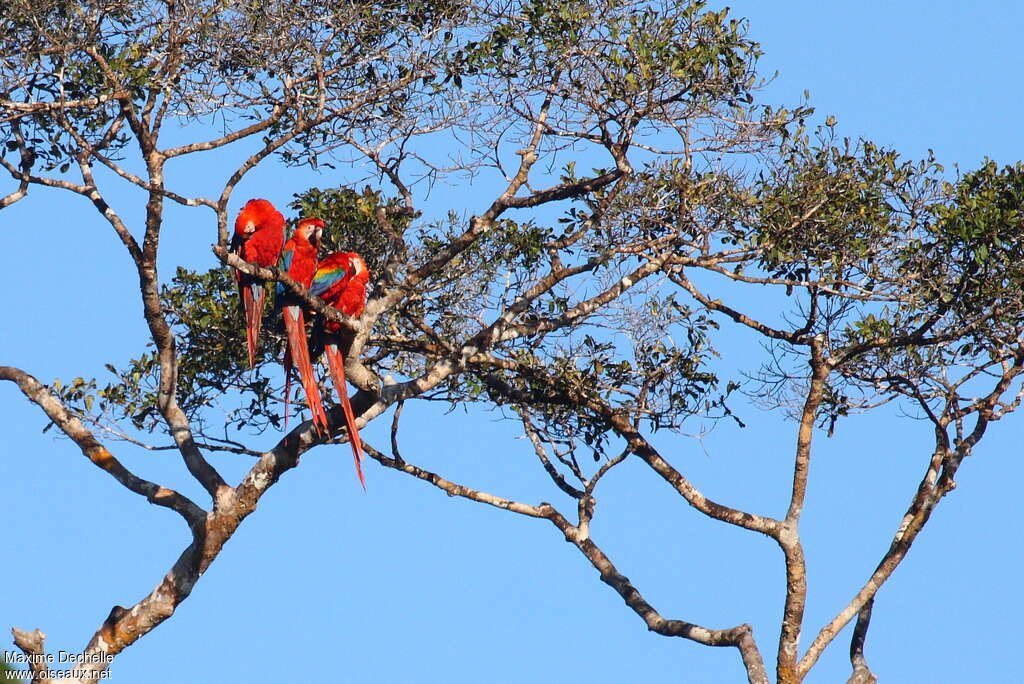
left=596, top=400, right=781, bottom=537
left=845, top=600, right=877, bottom=684
left=364, top=439, right=770, bottom=684
left=775, top=337, right=828, bottom=682
left=213, top=246, right=362, bottom=335
left=0, top=365, right=205, bottom=528
left=65, top=418, right=325, bottom=682
left=543, top=507, right=771, bottom=684
left=519, top=411, right=585, bottom=499
left=1, top=91, right=128, bottom=116
left=11, top=627, right=52, bottom=684
left=364, top=443, right=550, bottom=517
left=668, top=269, right=805, bottom=344
left=0, top=119, right=32, bottom=208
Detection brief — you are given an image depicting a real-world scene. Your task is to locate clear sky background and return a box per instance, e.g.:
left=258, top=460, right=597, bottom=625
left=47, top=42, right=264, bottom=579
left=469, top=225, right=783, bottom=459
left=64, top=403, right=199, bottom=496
left=2, top=3, right=1023, bottom=683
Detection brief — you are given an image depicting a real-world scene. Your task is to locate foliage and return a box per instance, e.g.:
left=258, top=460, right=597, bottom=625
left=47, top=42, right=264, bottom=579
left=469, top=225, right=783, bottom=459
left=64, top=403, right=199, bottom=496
left=0, top=661, right=23, bottom=682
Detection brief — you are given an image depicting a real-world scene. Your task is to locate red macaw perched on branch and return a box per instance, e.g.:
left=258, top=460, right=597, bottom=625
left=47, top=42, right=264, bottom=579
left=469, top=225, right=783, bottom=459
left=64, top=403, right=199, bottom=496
left=278, top=218, right=330, bottom=435
left=311, top=251, right=370, bottom=488
left=231, top=199, right=286, bottom=369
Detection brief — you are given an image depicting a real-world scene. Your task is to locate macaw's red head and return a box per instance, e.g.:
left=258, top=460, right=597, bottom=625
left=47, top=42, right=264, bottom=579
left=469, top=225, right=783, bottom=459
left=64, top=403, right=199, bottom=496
left=234, top=198, right=285, bottom=240
left=296, top=217, right=325, bottom=248
left=345, top=252, right=369, bottom=285
left=233, top=199, right=286, bottom=267
left=336, top=252, right=369, bottom=318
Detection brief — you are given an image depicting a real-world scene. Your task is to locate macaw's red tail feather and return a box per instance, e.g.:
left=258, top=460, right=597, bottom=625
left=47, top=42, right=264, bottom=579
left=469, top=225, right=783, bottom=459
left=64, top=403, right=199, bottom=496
left=242, top=282, right=258, bottom=369
left=325, top=343, right=366, bottom=489
left=253, top=283, right=267, bottom=358
left=283, top=306, right=329, bottom=435
left=282, top=344, right=293, bottom=432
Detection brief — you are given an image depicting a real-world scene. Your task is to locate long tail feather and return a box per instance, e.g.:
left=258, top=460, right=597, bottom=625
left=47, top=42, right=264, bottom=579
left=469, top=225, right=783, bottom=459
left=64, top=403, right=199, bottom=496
left=242, top=282, right=257, bottom=369
left=252, top=283, right=267, bottom=364
left=325, top=343, right=366, bottom=489
left=282, top=343, right=293, bottom=432
left=283, top=306, right=329, bottom=435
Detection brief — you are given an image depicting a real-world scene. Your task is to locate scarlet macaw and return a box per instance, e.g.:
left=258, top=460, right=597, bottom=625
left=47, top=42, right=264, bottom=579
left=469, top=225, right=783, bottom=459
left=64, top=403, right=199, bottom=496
left=311, top=251, right=370, bottom=488
left=231, top=199, right=286, bottom=369
left=278, top=217, right=330, bottom=435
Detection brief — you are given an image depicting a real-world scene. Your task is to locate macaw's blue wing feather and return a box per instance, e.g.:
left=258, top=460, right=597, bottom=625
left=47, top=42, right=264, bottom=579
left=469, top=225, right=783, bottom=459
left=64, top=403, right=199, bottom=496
left=310, top=263, right=348, bottom=297
left=275, top=246, right=295, bottom=298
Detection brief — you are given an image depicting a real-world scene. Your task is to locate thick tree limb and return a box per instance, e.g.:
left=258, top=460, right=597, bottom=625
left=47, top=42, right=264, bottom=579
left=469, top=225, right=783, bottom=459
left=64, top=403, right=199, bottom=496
left=1, top=92, right=128, bottom=114
left=137, top=160, right=229, bottom=502
left=776, top=337, right=828, bottom=682
left=0, top=365, right=205, bottom=528
left=49, top=420, right=324, bottom=683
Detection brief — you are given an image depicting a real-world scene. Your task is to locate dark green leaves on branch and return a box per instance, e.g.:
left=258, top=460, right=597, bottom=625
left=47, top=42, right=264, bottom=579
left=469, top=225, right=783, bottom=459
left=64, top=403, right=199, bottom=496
left=289, top=186, right=413, bottom=277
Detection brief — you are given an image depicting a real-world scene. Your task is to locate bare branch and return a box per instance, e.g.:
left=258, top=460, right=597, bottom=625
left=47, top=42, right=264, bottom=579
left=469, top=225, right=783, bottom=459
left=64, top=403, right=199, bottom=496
left=365, top=436, right=770, bottom=684
left=67, top=418, right=325, bottom=680
left=845, top=601, right=877, bottom=684
left=365, top=443, right=550, bottom=518
left=11, top=627, right=52, bottom=684
left=0, top=119, right=32, bottom=208
left=668, top=269, right=804, bottom=344
left=163, top=104, right=289, bottom=158
left=390, top=400, right=405, bottom=463
left=542, top=507, right=771, bottom=684
left=495, top=350, right=779, bottom=541
left=1, top=91, right=128, bottom=115
left=519, top=410, right=585, bottom=498
left=795, top=444, right=947, bottom=678
left=0, top=365, right=205, bottom=527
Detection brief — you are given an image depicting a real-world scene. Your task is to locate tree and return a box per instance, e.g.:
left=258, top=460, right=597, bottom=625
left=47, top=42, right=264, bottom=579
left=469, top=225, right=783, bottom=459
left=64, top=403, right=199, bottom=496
left=1, top=661, right=23, bottom=682
left=2, top=1, right=1022, bottom=682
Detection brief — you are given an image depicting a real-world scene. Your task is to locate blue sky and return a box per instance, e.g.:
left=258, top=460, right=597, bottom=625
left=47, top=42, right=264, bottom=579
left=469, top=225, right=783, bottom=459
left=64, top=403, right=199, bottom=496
left=3, top=3, right=1023, bottom=683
